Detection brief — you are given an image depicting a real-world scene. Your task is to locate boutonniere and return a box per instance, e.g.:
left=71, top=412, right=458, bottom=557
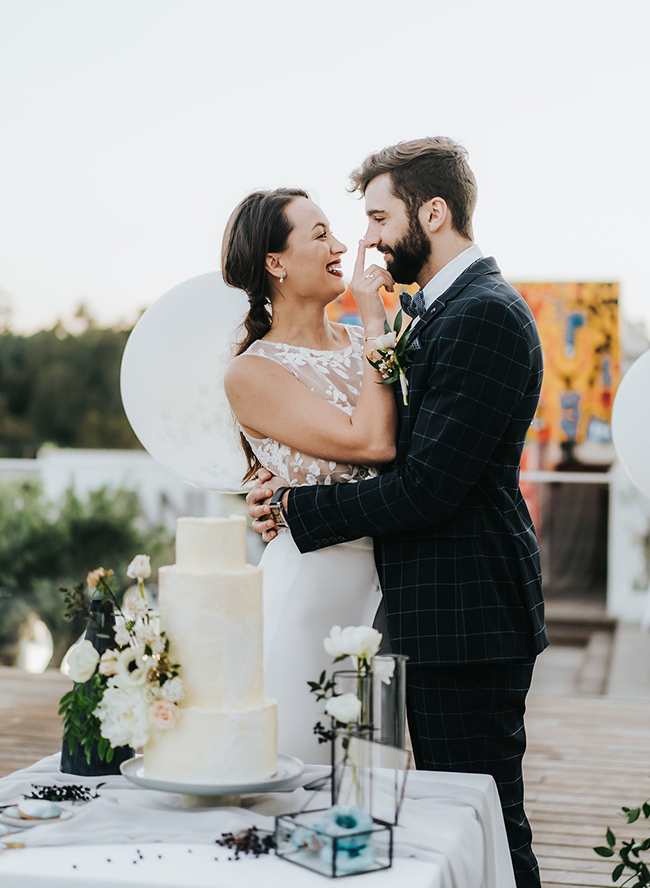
left=365, top=310, right=417, bottom=405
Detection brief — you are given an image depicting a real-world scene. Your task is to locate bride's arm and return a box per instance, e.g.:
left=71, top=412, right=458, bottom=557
left=225, top=244, right=398, bottom=466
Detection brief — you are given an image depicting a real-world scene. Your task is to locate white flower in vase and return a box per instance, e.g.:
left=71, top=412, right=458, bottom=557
left=161, top=676, right=185, bottom=703
left=67, top=640, right=100, bottom=683
left=372, top=657, right=396, bottom=685
left=133, top=615, right=161, bottom=647
left=123, top=587, right=148, bottom=619
left=126, top=554, right=152, bottom=581
left=325, top=693, right=363, bottom=725
left=324, top=625, right=382, bottom=664
left=114, top=616, right=131, bottom=648
left=116, top=645, right=150, bottom=687
left=150, top=634, right=166, bottom=656
left=96, top=680, right=151, bottom=749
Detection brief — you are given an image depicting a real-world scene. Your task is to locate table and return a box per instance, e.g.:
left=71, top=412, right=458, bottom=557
left=0, top=754, right=516, bottom=887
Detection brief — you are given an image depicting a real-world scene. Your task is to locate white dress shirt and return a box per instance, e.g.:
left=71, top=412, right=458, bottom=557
left=412, top=243, right=484, bottom=327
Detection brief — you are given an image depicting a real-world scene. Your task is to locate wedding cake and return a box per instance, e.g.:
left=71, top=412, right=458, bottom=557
left=143, top=516, right=277, bottom=783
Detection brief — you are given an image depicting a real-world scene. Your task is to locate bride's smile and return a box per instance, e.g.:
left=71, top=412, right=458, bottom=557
left=268, top=197, right=348, bottom=303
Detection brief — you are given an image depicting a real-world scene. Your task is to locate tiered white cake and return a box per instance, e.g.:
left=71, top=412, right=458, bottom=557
left=143, top=516, right=277, bottom=783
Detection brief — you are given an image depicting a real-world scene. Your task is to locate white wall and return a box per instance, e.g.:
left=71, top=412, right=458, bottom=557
left=608, top=462, right=650, bottom=623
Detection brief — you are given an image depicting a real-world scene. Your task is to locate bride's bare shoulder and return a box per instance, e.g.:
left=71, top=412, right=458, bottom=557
left=224, top=352, right=260, bottom=386
left=224, top=351, right=292, bottom=399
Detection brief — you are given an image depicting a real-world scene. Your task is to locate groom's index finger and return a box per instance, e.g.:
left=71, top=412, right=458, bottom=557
left=353, top=239, right=366, bottom=277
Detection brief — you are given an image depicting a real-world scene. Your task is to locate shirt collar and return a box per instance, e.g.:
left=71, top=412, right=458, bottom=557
left=420, top=243, right=484, bottom=310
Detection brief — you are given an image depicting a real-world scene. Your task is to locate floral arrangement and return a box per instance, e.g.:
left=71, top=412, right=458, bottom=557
left=59, top=555, right=184, bottom=763
left=365, top=310, right=417, bottom=406
left=308, top=624, right=394, bottom=738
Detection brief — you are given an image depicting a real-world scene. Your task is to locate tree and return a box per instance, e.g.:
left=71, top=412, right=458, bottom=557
left=0, top=481, right=172, bottom=667
left=0, top=313, right=141, bottom=457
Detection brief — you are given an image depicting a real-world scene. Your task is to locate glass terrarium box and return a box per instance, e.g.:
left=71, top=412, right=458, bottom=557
left=275, top=806, right=393, bottom=878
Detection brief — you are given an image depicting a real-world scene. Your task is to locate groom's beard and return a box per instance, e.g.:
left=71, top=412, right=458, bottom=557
left=380, top=216, right=431, bottom=285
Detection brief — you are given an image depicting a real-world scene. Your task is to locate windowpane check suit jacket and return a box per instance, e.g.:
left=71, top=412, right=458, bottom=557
left=287, top=257, right=548, bottom=665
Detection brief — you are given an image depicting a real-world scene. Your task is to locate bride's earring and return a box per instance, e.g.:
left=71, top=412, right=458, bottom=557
left=279, top=272, right=285, bottom=284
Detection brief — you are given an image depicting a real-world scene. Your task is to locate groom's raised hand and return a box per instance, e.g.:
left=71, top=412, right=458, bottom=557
left=247, top=468, right=286, bottom=542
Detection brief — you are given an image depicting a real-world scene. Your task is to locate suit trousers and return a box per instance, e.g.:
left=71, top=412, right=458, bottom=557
left=406, top=660, right=540, bottom=888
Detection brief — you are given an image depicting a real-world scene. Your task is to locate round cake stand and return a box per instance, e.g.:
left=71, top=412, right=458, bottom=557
left=120, top=754, right=305, bottom=808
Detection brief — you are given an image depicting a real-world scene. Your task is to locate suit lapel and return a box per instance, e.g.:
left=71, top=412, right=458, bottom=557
left=394, top=258, right=500, bottom=421
left=413, top=256, right=501, bottom=337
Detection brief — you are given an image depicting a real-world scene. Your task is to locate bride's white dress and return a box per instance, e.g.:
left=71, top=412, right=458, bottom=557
left=240, top=325, right=382, bottom=765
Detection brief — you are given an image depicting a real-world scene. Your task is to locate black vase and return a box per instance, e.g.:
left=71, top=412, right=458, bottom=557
left=60, top=598, right=135, bottom=776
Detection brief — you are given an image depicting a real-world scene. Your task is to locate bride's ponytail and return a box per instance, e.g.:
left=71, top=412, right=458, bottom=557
left=222, top=187, right=308, bottom=482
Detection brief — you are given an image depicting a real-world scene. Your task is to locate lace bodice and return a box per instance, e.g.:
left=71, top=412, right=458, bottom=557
left=239, top=325, right=379, bottom=487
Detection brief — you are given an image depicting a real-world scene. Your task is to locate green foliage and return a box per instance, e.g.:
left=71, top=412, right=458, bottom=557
left=594, top=793, right=650, bottom=885
left=0, top=480, right=172, bottom=665
left=0, top=319, right=139, bottom=457
left=366, top=310, right=418, bottom=404
left=58, top=672, right=112, bottom=764
left=307, top=669, right=336, bottom=704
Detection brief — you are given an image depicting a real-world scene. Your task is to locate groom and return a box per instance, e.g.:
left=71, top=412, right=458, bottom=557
left=248, top=137, right=547, bottom=888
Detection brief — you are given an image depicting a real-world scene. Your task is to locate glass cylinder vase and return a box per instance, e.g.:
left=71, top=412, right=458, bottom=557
left=331, top=727, right=374, bottom=813
left=329, top=671, right=374, bottom=812
left=371, top=654, right=409, bottom=749
left=331, top=729, right=410, bottom=825
left=60, top=598, right=135, bottom=776
left=331, top=670, right=373, bottom=732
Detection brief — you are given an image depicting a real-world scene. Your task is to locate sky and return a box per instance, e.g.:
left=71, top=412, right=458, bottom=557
left=1, top=0, right=649, bottom=334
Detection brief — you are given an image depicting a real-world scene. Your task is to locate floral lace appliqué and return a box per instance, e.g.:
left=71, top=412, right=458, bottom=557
left=239, top=325, right=379, bottom=487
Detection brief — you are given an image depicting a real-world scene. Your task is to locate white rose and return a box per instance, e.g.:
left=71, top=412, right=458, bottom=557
left=67, top=640, right=100, bottom=683
left=98, top=648, right=119, bottom=677
left=126, top=554, right=151, bottom=581
left=161, top=676, right=185, bottom=703
left=325, top=693, right=362, bottom=725
left=323, top=625, right=382, bottom=661
left=96, top=680, right=151, bottom=748
left=123, top=587, right=148, bottom=619
left=373, top=331, right=397, bottom=350
left=373, top=656, right=396, bottom=685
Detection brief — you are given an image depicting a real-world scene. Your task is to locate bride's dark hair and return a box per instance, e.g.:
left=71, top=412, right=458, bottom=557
left=222, top=187, right=309, bottom=483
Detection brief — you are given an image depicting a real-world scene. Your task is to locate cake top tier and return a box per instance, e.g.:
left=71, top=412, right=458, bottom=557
left=176, top=516, right=247, bottom=571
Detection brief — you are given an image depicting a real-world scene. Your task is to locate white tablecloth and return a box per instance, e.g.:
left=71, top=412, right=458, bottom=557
left=0, top=754, right=515, bottom=888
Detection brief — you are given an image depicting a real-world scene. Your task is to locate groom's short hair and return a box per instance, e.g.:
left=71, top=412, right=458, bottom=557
left=350, top=137, right=477, bottom=240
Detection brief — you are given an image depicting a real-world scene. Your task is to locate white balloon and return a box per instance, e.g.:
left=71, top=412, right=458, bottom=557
left=612, top=348, right=650, bottom=499
left=120, top=272, right=249, bottom=491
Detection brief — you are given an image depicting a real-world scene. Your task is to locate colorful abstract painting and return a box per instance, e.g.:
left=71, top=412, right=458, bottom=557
left=327, top=280, right=620, bottom=469
left=514, top=282, right=619, bottom=462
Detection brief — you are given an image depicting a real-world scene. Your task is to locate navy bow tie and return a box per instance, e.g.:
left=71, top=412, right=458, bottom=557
left=399, top=289, right=426, bottom=319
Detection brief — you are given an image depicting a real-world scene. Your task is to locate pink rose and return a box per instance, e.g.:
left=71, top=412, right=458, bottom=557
left=149, top=700, right=179, bottom=731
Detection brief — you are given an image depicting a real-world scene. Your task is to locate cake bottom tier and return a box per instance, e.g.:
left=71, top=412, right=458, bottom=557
left=143, top=698, right=278, bottom=784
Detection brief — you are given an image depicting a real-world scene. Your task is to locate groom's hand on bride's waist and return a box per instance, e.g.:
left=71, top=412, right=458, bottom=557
left=247, top=469, right=288, bottom=542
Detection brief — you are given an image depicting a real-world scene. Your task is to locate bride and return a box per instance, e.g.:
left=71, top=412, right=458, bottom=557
left=222, top=188, right=396, bottom=764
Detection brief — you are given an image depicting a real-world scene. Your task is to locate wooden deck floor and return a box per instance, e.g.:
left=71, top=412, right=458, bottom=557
left=525, top=695, right=650, bottom=887
left=1, top=666, right=649, bottom=887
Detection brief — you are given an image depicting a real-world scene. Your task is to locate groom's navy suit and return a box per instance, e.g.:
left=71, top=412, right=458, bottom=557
left=286, top=257, right=547, bottom=887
